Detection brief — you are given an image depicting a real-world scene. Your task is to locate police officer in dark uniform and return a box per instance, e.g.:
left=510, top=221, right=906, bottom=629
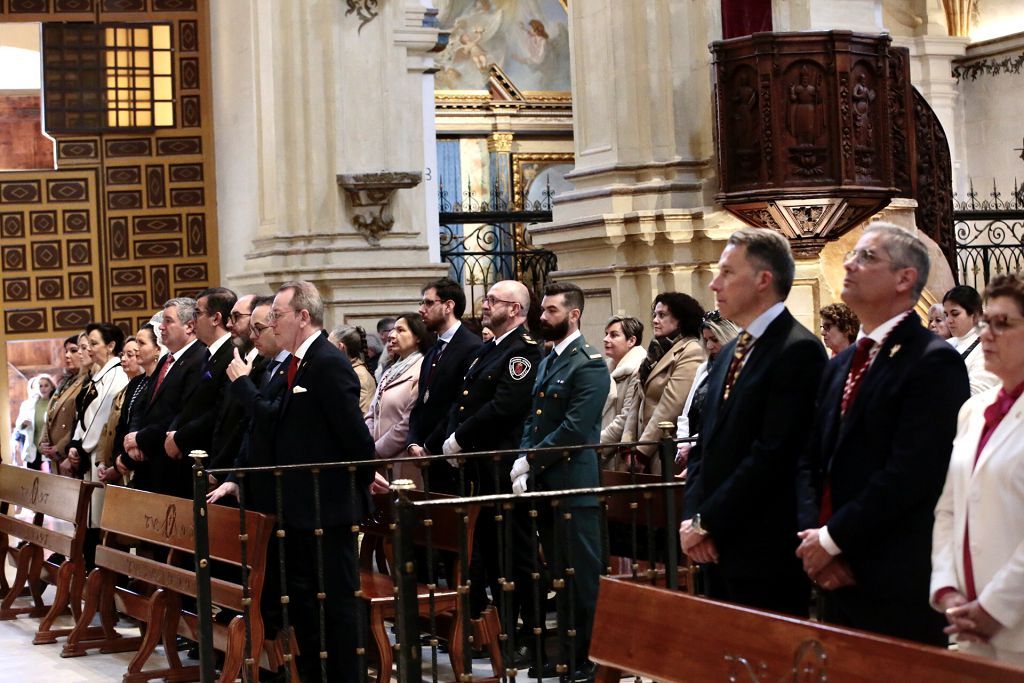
left=438, top=280, right=540, bottom=622
left=514, top=282, right=610, bottom=683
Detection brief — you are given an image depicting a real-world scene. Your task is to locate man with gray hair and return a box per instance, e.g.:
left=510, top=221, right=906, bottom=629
left=680, top=227, right=827, bottom=616
left=269, top=279, right=375, bottom=682
left=796, top=222, right=969, bottom=644
left=123, top=297, right=207, bottom=495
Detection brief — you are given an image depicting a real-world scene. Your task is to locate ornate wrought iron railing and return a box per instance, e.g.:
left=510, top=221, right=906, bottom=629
left=438, top=179, right=557, bottom=321
left=953, top=178, right=1024, bottom=290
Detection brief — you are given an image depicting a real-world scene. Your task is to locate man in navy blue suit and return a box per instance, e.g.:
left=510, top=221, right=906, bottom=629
left=270, top=280, right=375, bottom=683
left=796, top=222, right=970, bottom=645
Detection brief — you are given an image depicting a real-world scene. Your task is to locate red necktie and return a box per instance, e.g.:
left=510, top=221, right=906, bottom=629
left=150, top=355, right=174, bottom=404
left=820, top=337, right=877, bottom=525
left=286, top=355, right=301, bottom=388
left=840, top=337, right=876, bottom=415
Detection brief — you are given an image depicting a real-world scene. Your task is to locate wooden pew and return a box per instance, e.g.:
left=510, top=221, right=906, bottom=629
left=360, top=491, right=502, bottom=683
left=0, top=464, right=99, bottom=645
left=600, top=470, right=689, bottom=589
left=61, top=485, right=297, bottom=683
left=590, top=577, right=1024, bottom=682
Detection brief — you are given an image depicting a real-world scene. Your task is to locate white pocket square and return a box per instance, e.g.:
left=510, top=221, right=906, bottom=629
left=292, top=385, right=308, bottom=394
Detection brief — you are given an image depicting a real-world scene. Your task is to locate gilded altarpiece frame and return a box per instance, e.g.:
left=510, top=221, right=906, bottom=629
left=0, top=0, right=219, bottom=340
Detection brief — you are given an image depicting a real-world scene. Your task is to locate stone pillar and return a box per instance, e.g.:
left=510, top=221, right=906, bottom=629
left=530, top=0, right=742, bottom=340
left=211, top=0, right=448, bottom=328
left=773, top=0, right=886, bottom=34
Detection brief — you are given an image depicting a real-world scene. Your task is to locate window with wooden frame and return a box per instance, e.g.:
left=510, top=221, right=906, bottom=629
left=42, top=22, right=174, bottom=133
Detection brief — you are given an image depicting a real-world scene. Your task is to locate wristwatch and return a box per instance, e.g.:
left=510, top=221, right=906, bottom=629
left=692, top=513, right=708, bottom=536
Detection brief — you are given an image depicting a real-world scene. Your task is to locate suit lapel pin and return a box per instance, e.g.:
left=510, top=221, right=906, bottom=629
left=889, top=344, right=901, bottom=358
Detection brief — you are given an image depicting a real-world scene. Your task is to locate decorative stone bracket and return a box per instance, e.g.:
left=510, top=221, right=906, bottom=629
left=337, top=171, right=422, bottom=246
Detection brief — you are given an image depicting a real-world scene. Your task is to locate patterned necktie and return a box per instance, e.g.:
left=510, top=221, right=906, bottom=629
left=261, top=359, right=281, bottom=389
left=840, top=337, right=877, bottom=415
left=721, top=331, right=754, bottom=402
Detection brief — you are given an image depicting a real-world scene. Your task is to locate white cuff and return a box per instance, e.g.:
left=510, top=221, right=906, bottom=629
left=442, top=433, right=461, bottom=456
left=512, top=474, right=529, bottom=495
left=819, top=525, right=842, bottom=556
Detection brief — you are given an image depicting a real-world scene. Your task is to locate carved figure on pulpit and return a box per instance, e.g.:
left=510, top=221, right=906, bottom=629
left=788, top=66, right=823, bottom=145
left=852, top=72, right=876, bottom=147
left=731, top=72, right=758, bottom=146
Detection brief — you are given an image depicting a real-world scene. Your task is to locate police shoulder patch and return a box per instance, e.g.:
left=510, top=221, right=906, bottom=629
left=509, top=356, right=532, bottom=381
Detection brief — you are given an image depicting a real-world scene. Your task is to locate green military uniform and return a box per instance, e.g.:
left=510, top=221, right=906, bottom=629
left=519, top=333, right=609, bottom=676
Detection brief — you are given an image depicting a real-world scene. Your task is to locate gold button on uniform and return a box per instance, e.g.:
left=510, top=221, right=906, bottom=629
left=535, top=409, right=542, bottom=415
left=538, top=391, right=545, bottom=398
left=463, top=390, right=469, bottom=396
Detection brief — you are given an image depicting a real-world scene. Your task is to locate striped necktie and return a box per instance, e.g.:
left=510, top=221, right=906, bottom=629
left=721, top=331, right=753, bottom=402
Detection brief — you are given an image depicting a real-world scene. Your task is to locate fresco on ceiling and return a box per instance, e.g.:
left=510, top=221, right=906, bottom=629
left=435, top=0, right=570, bottom=92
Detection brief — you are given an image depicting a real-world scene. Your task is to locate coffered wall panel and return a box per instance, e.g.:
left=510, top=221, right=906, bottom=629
left=0, top=0, right=219, bottom=340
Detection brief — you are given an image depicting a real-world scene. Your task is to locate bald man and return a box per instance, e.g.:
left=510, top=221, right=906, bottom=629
left=436, top=280, right=541, bottom=620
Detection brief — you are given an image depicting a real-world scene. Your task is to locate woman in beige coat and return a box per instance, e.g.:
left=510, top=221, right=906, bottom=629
left=329, top=324, right=378, bottom=414
left=365, top=313, right=429, bottom=488
left=607, top=292, right=705, bottom=474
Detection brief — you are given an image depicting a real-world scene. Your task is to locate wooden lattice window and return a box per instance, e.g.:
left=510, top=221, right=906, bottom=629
left=42, top=23, right=175, bottom=133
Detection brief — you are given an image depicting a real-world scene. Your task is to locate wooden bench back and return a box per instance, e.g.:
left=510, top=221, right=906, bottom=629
left=0, top=464, right=90, bottom=523
left=0, top=464, right=93, bottom=556
left=590, top=577, right=1024, bottom=683
left=364, top=491, right=481, bottom=561
left=95, top=485, right=275, bottom=610
left=600, top=470, right=682, bottom=529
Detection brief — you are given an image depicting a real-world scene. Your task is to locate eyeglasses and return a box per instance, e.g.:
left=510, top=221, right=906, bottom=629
left=978, top=314, right=1024, bottom=336
left=844, top=248, right=893, bottom=267
left=483, top=295, right=518, bottom=307
left=251, top=322, right=272, bottom=336
left=820, top=322, right=834, bottom=332
left=229, top=312, right=251, bottom=324
left=702, top=310, right=722, bottom=323
left=267, top=308, right=297, bottom=324
left=419, top=297, right=443, bottom=308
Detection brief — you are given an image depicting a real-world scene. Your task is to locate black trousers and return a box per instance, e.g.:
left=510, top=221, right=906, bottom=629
left=284, top=526, right=361, bottom=683
left=823, top=585, right=947, bottom=647
left=701, top=563, right=810, bottom=618
left=537, top=505, right=602, bottom=666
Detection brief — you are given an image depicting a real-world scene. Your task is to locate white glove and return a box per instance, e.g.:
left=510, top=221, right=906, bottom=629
left=510, top=456, right=530, bottom=494
left=442, top=433, right=461, bottom=456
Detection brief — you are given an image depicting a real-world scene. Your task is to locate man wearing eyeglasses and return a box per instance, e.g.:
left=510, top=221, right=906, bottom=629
left=436, top=280, right=540, bottom=625
left=796, top=222, right=970, bottom=645
left=406, top=277, right=483, bottom=492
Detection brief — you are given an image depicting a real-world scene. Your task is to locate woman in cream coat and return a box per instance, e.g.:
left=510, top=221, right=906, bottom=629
left=365, top=313, right=428, bottom=488
left=931, top=274, right=1024, bottom=665
left=606, top=292, right=704, bottom=474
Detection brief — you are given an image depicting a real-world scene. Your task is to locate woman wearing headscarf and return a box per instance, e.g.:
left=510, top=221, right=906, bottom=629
left=615, top=292, right=705, bottom=474
left=365, top=313, right=429, bottom=488
left=11, top=374, right=56, bottom=470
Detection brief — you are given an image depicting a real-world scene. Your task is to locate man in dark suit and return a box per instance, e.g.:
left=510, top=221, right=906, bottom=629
left=122, top=297, right=207, bottom=495
left=680, top=227, right=826, bottom=617
left=161, top=287, right=237, bottom=496
left=439, top=280, right=540, bottom=619
left=270, top=280, right=375, bottom=683
left=406, top=277, right=483, bottom=492
left=795, top=222, right=970, bottom=645
left=208, top=293, right=263, bottom=477
left=515, top=282, right=610, bottom=683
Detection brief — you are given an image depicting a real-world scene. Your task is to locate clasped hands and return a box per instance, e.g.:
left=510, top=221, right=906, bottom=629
left=796, top=527, right=855, bottom=591
left=937, top=591, right=1004, bottom=643
left=510, top=456, right=530, bottom=494
left=678, top=518, right=719, bottom=564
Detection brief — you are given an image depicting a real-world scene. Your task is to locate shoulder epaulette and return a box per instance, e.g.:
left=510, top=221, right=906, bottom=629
left=521, top=333, right=537, bottom=345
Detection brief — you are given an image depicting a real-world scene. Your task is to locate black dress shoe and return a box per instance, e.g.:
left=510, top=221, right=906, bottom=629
left=564, top=660, right=596, bottom=683
left=528, top=661, right=559, bottom=679
left=512, top=644, right=544, bottom=669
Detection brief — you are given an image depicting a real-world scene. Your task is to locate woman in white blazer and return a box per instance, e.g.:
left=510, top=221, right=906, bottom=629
left=944, top=285, right=999, bottom=396
left=931, top=274, right=1024, bottom=665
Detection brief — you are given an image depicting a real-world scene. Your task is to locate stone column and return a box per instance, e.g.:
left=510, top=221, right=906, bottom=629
left=211, top=0, right=448, bottom=328
left=530, top=0, right=742, bottom=339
